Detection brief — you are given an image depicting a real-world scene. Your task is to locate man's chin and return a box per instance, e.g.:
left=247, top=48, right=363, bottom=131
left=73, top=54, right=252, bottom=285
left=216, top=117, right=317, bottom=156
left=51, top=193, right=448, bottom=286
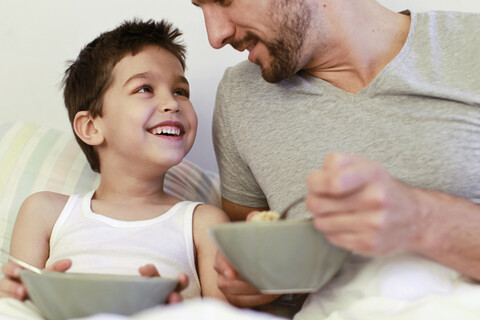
left=261, top=67, right=292, bottom=83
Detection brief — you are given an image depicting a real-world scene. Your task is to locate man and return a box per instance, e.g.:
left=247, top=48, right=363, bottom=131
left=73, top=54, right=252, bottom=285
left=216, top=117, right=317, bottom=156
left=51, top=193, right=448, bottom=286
left=192, top=0, right=480, bottom=318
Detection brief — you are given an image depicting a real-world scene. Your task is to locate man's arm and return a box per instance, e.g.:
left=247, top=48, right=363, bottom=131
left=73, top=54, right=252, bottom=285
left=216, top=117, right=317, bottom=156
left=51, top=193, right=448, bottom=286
left=307, top=152, right=480, bottom=280
left=221, top=197, right=269, bottom=222
left=406, top=189, right=480, bottom=280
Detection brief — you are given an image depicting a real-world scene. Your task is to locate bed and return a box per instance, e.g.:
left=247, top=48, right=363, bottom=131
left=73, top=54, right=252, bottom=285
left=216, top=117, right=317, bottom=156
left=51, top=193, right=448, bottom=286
left=3, top=121, right=480, bottom=320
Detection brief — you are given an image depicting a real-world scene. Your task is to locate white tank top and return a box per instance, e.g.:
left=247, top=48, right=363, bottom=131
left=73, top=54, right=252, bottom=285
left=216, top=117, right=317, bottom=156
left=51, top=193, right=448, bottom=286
left=46, top=190, right=202, bottom=299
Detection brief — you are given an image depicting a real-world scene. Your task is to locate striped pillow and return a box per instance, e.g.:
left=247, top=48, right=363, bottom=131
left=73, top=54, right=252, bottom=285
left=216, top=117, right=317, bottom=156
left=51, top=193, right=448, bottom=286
left=0, top=121, right=220, bottom=267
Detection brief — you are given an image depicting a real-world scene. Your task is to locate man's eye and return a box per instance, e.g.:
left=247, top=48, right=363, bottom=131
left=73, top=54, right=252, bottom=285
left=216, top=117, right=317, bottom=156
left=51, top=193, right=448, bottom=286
left=214, top=0, right=232, bottom=6
left=174, top=88, right=190, bottom=98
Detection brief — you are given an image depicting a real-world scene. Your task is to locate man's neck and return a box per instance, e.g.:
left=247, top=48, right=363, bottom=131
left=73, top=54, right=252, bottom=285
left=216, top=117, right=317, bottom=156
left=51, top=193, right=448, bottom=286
left=303, top=0, right=411, bottom=93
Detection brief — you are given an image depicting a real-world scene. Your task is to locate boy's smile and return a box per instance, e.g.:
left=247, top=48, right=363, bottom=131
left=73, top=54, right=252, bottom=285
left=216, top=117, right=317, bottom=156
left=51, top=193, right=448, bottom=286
left=94, top=45, right=197, bottom=173
left=148, top=120, right=185, bottom=139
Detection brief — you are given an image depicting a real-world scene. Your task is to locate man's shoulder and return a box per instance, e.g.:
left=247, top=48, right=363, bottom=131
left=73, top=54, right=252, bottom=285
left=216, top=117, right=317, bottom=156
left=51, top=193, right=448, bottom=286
left=222, top=60, right=263, bottom=83
left=219, top=60, right=313, bottom=94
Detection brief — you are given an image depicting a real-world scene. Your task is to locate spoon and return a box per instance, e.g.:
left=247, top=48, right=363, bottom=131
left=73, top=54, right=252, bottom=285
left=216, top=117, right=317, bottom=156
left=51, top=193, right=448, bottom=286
left=0, top=249, right=42, bottom=274
left=278, top=195, right=306, bottom=220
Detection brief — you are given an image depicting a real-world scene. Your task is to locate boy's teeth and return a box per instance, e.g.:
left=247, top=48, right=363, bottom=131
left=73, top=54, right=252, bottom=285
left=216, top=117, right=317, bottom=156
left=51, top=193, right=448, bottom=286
left=151, top=126, right=181, bottom=136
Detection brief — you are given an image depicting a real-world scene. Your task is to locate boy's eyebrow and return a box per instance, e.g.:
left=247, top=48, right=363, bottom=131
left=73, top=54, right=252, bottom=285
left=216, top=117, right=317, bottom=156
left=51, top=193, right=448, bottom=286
left=191, top=0, right=203, bottom=7
left=123, top=72, right=189, bottom=87
left=123, top=72, right=152, bottom=87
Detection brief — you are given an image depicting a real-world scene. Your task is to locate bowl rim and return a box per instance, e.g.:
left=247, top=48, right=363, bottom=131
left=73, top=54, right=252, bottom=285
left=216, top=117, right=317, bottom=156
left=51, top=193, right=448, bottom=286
left=209, top=218, right=314, bottom=230
left=19, top=269, right=178, bottom=284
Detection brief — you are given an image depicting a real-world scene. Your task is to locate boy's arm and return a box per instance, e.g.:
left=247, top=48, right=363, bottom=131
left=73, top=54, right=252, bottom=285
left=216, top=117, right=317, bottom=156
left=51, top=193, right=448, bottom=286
left=193, top=204, right=229, bottom=300
left=10, top=192, right=67, bottom=266
left=0, top=192, right=69, bottom=299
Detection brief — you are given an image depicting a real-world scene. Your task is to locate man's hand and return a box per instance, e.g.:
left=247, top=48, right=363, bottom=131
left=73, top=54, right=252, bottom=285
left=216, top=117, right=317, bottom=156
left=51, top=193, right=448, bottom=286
left=306, top=152, right=426, bottom=256
left=0, top=259, right=72, bottom=300
left=214, top=251, right=280, bottom=307
left=139, top=264, right=189, bottom=304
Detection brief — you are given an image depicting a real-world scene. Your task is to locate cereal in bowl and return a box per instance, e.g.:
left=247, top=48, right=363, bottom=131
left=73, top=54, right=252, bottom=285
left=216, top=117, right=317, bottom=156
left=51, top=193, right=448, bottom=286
left=249, top=210, right=280, bottom=222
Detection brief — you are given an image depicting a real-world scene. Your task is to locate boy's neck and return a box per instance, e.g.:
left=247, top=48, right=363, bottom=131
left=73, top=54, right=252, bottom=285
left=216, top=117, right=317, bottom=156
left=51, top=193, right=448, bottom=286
left=90, top=184, right=180, bottom=221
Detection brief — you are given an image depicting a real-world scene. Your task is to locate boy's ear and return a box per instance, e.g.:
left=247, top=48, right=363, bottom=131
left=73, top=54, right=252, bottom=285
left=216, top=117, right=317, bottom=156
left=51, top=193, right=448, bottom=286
left=73, top=111, right=104, bottom=146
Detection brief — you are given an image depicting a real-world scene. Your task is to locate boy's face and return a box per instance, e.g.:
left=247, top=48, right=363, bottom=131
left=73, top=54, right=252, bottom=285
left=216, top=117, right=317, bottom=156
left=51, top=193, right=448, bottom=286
left=95, top=45, right=197, bottom=173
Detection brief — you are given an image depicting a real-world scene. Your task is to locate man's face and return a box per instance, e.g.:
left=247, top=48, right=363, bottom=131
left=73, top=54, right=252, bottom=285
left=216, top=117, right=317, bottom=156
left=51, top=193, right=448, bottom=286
left=193, top=0, right=312, bottom=83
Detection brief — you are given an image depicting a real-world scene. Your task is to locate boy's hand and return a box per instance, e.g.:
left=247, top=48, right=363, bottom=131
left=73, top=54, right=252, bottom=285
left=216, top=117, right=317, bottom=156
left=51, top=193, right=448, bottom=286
left=0, top=259, right=72, bottom=300
left=0, top=261, right=26, bottom=300
left=214, top=251, right=280, bottom=307
left=139, top=264, right=189, bottom=304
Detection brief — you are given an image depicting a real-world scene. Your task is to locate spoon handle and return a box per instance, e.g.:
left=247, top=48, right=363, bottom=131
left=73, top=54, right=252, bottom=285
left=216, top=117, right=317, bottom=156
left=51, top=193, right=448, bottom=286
left=279, top=195, right=306, bottom=220
left=0, top=249, right=42, bottom=274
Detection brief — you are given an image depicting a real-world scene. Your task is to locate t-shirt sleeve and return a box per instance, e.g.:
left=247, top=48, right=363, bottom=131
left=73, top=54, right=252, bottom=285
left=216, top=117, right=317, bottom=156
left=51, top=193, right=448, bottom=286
left=212, top=68, right=269, bottom=208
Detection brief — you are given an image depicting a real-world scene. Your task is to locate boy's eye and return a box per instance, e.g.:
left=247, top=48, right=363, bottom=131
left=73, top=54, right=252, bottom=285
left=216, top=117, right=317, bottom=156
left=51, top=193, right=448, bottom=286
left=136, top=86, right=153, bottom=94
left=174, top=88, right=190, bottom=98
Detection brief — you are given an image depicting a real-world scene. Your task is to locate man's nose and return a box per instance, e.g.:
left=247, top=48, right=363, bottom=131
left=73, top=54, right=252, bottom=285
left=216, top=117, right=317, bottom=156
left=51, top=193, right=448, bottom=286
left=203, top=7, right=235, bottom=49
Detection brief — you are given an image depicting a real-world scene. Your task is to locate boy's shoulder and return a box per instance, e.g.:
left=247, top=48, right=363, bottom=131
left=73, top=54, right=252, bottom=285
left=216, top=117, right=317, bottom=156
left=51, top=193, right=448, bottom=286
left=192, top=203, right=230, bottom=227
left=19, top=191, right=70, bottom=223
left=191, top=204, right=229, bottom=256
left=23, top=191, right=69, bottom=207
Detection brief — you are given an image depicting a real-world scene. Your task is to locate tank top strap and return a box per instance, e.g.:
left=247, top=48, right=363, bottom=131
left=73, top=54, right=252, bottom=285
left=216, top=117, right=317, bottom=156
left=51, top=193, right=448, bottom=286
left=49, top=193, right=84, bottom=249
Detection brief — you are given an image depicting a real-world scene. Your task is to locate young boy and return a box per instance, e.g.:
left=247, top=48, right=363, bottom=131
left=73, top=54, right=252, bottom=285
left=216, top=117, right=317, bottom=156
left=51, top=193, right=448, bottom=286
left=0, top=19, right=228, bottom=303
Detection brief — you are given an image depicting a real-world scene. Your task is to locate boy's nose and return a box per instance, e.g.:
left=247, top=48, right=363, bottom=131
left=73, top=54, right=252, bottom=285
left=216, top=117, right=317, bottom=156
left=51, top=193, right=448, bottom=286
left=203, top=7, right=235, bottom=49
left=159, top=99, right=180, bottom=113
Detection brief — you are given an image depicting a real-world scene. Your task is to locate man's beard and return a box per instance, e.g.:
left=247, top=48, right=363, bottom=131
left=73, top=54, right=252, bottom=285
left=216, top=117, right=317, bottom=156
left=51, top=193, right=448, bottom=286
left=232, top=1, right=311, bottom=83
left=261, top=34, right=303, bottom=83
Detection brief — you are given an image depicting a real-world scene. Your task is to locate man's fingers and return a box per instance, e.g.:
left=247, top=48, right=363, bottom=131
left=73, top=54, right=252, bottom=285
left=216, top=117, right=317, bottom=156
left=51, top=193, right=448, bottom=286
left=246, top=211, right=262, bottom=222
left=217, top=275, right=260, bottom=295
left=322, top=152, right=362, bottom=170
left=307, top=158, right=382, bottom=196
left=214, top=251, right=237, bottom=279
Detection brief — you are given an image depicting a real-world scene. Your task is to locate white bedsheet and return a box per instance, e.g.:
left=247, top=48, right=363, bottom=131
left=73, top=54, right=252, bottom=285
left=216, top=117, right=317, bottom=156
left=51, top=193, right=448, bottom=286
left=3, top=253, right=480, bottom=319
left=295, top=253, right=480, bottom=320
left=0, top=297, right=286, bottom=320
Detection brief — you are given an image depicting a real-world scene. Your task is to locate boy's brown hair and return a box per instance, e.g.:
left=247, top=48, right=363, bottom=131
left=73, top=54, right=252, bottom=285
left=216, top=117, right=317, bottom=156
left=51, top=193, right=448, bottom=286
left=63, top=19, right=186, bottom=173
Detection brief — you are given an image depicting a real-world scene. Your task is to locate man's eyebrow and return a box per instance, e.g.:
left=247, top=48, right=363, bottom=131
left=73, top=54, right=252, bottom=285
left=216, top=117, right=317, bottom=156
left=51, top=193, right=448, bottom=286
left=191, top=0, right=204, bottom=7
left=178, top=75, right=190, bottom=86
left=123, top=72, right=151, bottom=87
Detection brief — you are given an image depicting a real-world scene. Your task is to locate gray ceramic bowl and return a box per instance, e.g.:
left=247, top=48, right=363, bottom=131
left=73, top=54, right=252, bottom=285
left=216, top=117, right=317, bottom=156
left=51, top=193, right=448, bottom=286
left=209, top=220, right=349, bottom=294
left=20, top=270, right=177, bottom=320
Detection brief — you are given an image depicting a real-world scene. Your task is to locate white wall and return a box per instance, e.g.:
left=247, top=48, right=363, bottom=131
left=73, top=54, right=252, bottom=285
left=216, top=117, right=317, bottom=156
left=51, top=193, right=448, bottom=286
left=1, top=0, right=479, bottom=172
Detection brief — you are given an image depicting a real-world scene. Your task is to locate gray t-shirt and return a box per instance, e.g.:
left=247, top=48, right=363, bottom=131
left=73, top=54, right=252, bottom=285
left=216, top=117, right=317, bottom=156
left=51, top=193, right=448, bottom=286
left=213, top=11, right=480, bottom=219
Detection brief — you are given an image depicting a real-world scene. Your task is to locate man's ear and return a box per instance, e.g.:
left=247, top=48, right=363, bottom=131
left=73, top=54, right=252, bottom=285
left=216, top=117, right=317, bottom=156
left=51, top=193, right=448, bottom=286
left=73, top=111, right=104, bottom=146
